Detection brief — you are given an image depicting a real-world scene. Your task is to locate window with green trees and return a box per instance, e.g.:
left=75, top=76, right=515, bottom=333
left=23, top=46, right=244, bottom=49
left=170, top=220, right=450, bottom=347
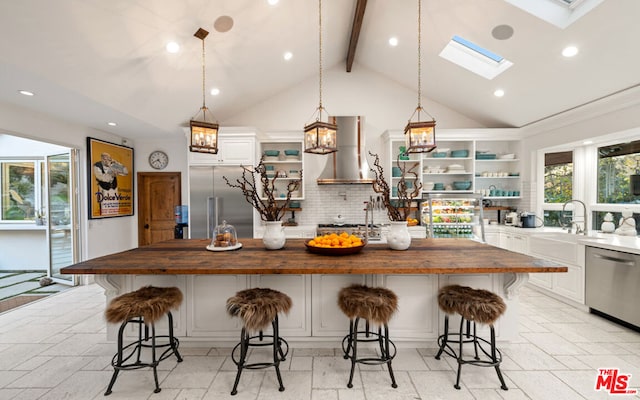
left=597, top=140, right=640, bottom=204
left=543, top=151, right=573, bottom=227
left=1, top=161, right=36, bottom=221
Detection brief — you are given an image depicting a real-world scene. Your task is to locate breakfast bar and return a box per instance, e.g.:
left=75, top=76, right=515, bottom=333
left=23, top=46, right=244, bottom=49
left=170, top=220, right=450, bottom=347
left=61, top=238, right=567, bottom=345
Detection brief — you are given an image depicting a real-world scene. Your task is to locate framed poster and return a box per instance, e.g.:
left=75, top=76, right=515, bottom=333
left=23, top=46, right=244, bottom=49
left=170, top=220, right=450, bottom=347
left=87, top=137, right=134, bottom=219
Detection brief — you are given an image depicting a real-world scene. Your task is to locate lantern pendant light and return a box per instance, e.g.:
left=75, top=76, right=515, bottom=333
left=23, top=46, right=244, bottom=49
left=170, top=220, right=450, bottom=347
left=404, top=0, right=436, bottom=154
left=189, top=28, right=219, bottom=154
left=304, top=0, right=337, bottom=155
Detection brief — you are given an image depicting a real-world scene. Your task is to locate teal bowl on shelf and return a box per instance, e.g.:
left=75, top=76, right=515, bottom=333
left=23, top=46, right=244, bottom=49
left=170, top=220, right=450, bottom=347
left=264, top=150, right=280, bottom=157
left=432, top=152, right=447, bottom=158
left=284, top=149, right=299, bottom=156
left=453, top=181, right=472, bottom=190
left=450, top=149, right=469, bottom=158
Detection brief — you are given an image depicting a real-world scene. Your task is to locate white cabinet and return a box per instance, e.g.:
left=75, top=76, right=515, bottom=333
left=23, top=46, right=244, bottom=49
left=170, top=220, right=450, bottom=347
left=186, top=275, right=249, bottom=337
left=250, top=274, right=311, bottom=337
left=374, top=274, right=439, bottom=339
left=500, top=231, right=528, bottom=254
left=188, top=131, right=256, bottom=166
left=311, top=274, right=369, bottom=337
left=528, top=235, right=585, bottom=304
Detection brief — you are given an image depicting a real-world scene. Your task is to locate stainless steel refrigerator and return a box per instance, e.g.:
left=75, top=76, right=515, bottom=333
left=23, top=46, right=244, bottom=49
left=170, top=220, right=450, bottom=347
left=189, top=166, right=254, bottom=239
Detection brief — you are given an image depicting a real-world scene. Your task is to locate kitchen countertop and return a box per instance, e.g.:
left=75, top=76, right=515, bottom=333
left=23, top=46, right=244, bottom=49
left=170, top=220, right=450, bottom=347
left=60, top=238, right=567, bottom=275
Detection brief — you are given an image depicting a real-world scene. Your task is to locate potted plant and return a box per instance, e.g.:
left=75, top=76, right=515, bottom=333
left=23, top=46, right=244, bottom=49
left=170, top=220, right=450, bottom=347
left=369, top=151, right=422, bottom=250
left=224, top=158, right=302, bottom=249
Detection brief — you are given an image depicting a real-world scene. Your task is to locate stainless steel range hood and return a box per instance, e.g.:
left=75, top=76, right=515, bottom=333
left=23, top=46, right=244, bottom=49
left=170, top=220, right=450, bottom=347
left=316, top=116, right=374, bottom=185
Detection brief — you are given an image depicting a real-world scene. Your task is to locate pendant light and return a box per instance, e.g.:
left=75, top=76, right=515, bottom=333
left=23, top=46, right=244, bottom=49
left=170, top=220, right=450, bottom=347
left=404, top=0, right=437, bottom=154
left=304, top=0, right=337, bottom=155
left=189, top=28, right=219, bottom=154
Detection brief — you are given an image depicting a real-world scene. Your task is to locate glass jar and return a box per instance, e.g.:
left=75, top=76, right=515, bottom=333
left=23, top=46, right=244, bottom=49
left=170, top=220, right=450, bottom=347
left=211, top=220, right=238, bottom=248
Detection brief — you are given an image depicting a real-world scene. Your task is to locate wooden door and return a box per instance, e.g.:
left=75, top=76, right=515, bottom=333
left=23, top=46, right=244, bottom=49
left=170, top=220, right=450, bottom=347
left=138, top=172, right=181, bottom=246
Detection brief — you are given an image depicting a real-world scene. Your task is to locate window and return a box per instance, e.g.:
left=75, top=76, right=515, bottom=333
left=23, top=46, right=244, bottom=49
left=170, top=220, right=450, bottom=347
left=1, top=161, right=37, bottom=221
left=439, top=35, right=513, bottom=80
left=543, top=151, right=573, bottom=227
left=597, top=140, right=640, bottom=204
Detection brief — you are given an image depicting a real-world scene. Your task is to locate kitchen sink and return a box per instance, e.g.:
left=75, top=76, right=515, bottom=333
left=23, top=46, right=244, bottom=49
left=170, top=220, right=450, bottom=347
left=528, top=232, right=605, bottom=265
left=531, top=232, right=609, bottom=244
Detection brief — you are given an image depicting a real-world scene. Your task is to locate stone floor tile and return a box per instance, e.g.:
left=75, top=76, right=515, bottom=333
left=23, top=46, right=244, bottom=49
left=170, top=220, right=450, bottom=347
left=313, top=356, right=361, bottom=389
left=520, top=332, right=587, bottom=355
left=360, top=370, right=418, bottom=400
left=38, top=370, right=112, bottom=400
left=290, top=355, right=313, bottom=371
left=391, top=348, right=428, bottom=371
left=7, top=356, right=94, bottom=389
left=162, top=355, right=224, bottom=389
left=312, top=388, right=338, bottom=400
left=203, top=370, right=264, bottom=399
left=257, top=371, right=311, bottom=400
left=409, top=370, right=475, bottom=399
left=337, top=387, right=366, bottom=400
left=506, top=370, right=585, bottom=400
left=504, top=343, right=567, bottom=370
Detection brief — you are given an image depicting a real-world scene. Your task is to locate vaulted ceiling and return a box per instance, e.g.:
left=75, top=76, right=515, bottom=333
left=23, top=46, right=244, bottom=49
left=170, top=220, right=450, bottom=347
left=1, top=0, right=638, bottom=140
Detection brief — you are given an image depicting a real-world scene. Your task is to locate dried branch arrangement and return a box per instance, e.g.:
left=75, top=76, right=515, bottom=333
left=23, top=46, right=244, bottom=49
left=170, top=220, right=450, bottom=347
left=369, top=151, right=423, bottom=221
left=224, top=158, right=302, bottom=222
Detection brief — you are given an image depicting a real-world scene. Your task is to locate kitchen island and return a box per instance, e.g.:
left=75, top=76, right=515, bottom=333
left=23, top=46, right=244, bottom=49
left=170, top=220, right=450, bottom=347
left=61, top=238, right=567, bottom=345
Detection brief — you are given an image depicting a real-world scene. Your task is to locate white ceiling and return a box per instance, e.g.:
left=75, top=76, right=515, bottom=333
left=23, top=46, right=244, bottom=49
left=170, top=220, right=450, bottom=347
left=1, top=0, right=639, bottom=140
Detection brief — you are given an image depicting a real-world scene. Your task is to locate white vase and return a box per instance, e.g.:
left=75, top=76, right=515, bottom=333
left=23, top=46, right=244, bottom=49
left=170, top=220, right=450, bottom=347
left=263, top=221, right=286, bottom=250
left=387, top=221, right=411, bottom=250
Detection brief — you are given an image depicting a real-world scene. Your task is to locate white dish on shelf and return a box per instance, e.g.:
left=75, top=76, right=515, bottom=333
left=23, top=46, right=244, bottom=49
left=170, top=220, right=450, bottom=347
left=206, top=243, right=243, bottom=252
left=285, top=155, right=300, bottom=161
left=499, top=154, right=515, bottom=159
left=263, top=156, right=279, bottom=162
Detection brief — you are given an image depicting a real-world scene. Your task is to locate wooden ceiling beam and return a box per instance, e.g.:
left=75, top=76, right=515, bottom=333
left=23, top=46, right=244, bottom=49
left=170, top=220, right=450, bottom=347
left=346, top=0, right=367, bottom=72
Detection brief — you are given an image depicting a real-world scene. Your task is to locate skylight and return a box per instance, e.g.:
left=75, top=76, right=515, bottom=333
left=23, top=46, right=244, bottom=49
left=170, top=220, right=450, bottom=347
left=439, top=36, right=513, bottom=80
left=505, top=0, right=605, bottom=29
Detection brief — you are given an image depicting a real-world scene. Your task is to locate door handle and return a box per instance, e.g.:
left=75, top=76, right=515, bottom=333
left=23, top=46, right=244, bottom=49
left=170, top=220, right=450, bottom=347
left=144, top=224, right=150, bottom=229
left=593, top=253, right=635, bottom=266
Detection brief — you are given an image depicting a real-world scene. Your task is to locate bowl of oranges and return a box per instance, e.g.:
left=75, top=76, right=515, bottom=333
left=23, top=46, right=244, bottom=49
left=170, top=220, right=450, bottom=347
left=305, top=232, right=365, bottom=255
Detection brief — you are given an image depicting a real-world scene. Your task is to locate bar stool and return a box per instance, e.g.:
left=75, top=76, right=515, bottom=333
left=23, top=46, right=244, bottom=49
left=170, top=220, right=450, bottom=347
left=226, top=288, right=292, bottom=396
left=338, top=284, right=398, bottom=389
left=435, top=284, right=508, bottom=391
left=104, top=286, right=183, bottom=396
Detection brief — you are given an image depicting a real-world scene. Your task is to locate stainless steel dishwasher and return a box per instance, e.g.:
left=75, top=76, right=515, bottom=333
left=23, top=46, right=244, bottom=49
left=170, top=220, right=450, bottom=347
left=586, top=246, right=640, bottom=328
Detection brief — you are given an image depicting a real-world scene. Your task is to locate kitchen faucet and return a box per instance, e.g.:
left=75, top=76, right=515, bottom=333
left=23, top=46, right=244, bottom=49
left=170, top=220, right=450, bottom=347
left=562, top=199, right=588, bottom=235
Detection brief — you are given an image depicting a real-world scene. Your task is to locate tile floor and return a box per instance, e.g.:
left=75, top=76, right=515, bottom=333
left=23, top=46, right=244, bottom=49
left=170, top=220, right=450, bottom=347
left=0, top=283, right=639, bottom=400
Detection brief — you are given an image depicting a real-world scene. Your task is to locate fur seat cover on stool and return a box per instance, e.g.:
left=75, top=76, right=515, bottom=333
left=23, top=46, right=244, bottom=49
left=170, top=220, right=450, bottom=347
left=226, top=288, right=292, bottom=332
left=438, top=284, right=506, bottom=325
left=105, top=286, right=183, bottom=324
left=338, top=284, right=398, bottom=325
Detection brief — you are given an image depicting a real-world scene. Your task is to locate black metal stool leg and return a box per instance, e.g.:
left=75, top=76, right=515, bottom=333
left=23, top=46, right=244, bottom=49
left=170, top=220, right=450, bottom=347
left=491, top=325, right=508, bottom=390
left=167, top=312, right=183, bottom=362
left=346, top=317, right=359, bottom=388
left=454, top=317, right=465, bottom=390
left=231, top=327, right=249, bottom=396
left=383, top=324, right=398, bottom=388
left=272, top=317, right=285, bottom=392
left=150, top=323, right=161, bottom=394
left=104, top=319, right=128, bottom=396
left=343, top=319, right=354, bottom=359
left=435, top=315, right=449, bottom=360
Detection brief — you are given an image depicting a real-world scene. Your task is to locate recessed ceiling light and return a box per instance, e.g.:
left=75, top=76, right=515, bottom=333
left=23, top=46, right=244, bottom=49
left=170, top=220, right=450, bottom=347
left=166, top=42, right=180, bottom=53
left=107, top=122, right=117, bottom=127
left=388, top=37, right=398, bottom=47
left=562, top=46, right=578, bottom=57
left=583, top=140, right=593, bottom=145
left=267, top=0, right=279, bottom=5
left=210, top=88, right=220, bottom=96
left=18, top=90, right=34, bottom=96
left=283, top=51, right=293, bottom=61
left=494, top=89, right=505, bottom=97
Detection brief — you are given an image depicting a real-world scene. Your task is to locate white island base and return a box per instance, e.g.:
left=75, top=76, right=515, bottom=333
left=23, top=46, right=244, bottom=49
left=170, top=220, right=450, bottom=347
left=95, top=272, right=528, bottom=347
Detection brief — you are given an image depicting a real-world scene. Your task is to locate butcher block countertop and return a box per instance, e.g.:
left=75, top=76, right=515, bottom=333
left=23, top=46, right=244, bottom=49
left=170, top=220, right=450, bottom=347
left=60, top=238, right=567, bottom=275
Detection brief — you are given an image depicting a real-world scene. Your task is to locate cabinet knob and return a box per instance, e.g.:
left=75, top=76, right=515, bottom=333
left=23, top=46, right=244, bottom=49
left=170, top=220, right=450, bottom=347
left=144, top=224, right=150, bottom=229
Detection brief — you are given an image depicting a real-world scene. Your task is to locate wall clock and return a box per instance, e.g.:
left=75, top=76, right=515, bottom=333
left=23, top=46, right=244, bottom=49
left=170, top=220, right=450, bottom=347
left=148, top=150, right=169, bottom=170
